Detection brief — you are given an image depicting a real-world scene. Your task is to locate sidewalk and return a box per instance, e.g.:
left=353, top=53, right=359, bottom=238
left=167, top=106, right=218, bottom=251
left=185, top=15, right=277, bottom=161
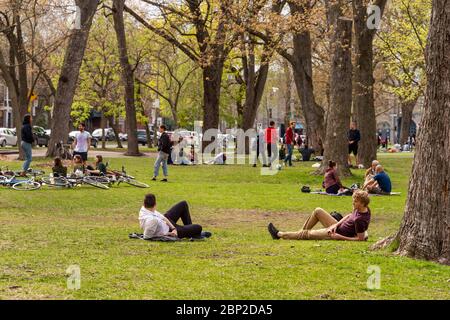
left=0, top=148, right=158, bottom=160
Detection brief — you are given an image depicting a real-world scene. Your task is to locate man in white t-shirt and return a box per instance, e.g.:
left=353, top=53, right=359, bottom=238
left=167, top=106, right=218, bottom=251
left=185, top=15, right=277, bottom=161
left=139, top=194, right=211, bottom=239
left=72, top=123, right=91, bottom=164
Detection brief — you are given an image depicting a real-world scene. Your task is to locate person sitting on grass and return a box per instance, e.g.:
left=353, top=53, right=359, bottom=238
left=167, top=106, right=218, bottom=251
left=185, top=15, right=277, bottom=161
left=86, top=155, right=108, bottom=176
left=365, top=160, right=380, bottom=182
left=299, top=144, right=315, bottom=161
left=139, top=194, right=212, bottom=240
left=72, top=154, right=85, bottom=175
left=363, top=165, right=392, bottom=195
left=52, top=157, right=68, bottom=177
left=323, top=160, right=345, bottom=194
left=267, top=190, right=371, bottom=241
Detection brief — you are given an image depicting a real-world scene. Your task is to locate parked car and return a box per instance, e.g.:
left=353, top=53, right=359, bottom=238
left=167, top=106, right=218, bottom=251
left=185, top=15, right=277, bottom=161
left=33, top=126, right=50, bottom=147
left=137, top=130, right=148, bottom=146
left=92, top=128, right=116, bottom=141
left=68, top=131, right=98, bottom=148
left=119, top=132, right=128, bottom=141
left=0, top=128, right=18, bottom=147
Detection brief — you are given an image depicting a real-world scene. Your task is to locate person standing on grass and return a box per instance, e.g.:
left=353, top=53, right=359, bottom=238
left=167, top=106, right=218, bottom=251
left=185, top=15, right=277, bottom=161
left=284, top=121, right=295, bottom=167
left=265, top=121, right=277, bottom=167
left=72, top=123, right=91, bottom=165
left=348, top=121, right=361, bottom=167
left=152, top=124, right=171, bottom=182
left=252, top=129, right=268, bottom=168
left=20, top=114, right=34, bottom=176
left=268, top=190, right=371, bottom=241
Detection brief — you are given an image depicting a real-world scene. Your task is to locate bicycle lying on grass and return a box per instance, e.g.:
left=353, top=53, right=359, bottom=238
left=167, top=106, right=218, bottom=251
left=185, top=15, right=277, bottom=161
left=0, top=168, right=45, bottom=191
left=41, top=166, right=148, bottom=189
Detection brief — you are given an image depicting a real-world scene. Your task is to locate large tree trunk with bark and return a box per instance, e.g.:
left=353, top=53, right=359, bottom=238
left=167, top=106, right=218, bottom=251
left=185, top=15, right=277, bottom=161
left=289, top=0, right=325, bottom=152
left=399, top=100, right=416, bottom=146
left=46, top=0, right=99, bottom=157
left=352, top=0, right=388, bottom=167
left=374, top=0, right=450, bottom=265
left=201, top=63, right=223, bottom=151
left=320, top=17, right=353, bottom=177
left=113, top=0, right=140, bottom=156
left=283, top=60, right=293, bottom=125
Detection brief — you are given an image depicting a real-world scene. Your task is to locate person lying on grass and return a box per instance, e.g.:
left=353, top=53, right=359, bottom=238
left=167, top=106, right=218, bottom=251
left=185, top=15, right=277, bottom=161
left=139, top=194, right=212, bottom=239
left=268, top=190, right=370, bottom=241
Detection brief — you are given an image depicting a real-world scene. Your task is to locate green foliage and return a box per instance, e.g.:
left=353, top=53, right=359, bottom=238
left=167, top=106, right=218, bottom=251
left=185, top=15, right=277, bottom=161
left=376, top=0, right=431, bottom=103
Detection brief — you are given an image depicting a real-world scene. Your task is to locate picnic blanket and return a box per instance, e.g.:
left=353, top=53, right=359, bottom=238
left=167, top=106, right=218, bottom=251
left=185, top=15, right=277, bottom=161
left=128, top=233, right=206, bottom=242
left=311, top=191, right=401, bottom=196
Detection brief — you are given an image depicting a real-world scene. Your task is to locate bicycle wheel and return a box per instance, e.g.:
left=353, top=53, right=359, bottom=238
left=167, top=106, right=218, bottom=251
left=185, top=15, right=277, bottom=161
left=86, top=176, right=111, bottom=184
left=12, top=181, right=41, bottom=191
left=123, top=178, right=149, bottom=188
left=82, top=177, right=110, bottom=190
left=41, top=177, right=70, bottom=188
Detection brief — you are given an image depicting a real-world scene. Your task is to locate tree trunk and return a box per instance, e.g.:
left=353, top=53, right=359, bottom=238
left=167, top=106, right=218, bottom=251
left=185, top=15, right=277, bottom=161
left=375, top=0, right=450, bottom=265
left=46, top=0, right=99, bottom=157
left=320, top=17, right=353, bottom=177
left=283, top=60, right=293, bottom=125
left=112, top=0, right=140, bottom=156
left=108, top=115, right=123, bottom=148
left=289, top=0, right=325, bottom=153
left=201, top=64, right=223, bottom=151
left=399, top=100, right=416, bottom=146
left=100, top=112, right=106, bottom=149
left=352, top=0, right=388, bottom=167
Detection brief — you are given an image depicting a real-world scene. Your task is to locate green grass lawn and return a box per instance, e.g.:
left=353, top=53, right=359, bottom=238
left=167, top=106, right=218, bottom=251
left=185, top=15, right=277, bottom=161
left=0, top=153, right=449, bottom=300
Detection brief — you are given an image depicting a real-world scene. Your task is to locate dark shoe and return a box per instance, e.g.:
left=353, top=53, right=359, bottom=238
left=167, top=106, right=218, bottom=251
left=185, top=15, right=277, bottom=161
left=262, top=164, right=269, bottom=168
left=252, top=164, right=257, bottom=168
left=201, top=231, right=212, bottom=238
left=268, top=223, right=280, bottom=240
left=161, top=178, right=168, bottom=182
left=151, top=177, right=157, bottom=181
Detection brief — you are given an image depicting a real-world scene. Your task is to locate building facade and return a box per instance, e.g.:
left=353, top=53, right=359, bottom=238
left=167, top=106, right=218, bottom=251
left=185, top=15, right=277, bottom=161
left=0, top=79, right=13, bottom=128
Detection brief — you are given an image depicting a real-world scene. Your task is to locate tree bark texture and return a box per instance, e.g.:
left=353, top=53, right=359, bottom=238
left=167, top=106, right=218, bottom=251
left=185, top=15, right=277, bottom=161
left=113, top=0, right=140, bottom=156
left=399, top=100, right=416, bottom=146
left=320, top=17, right=353, bottom=177
left=394, top=0, right=450, bottom=265
left=46, top=0, right=99, bottom=157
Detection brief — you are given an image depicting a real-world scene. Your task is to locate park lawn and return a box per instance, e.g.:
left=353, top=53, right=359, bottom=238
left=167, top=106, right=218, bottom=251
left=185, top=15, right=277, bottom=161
left=0, top=153, right=449, bottom=300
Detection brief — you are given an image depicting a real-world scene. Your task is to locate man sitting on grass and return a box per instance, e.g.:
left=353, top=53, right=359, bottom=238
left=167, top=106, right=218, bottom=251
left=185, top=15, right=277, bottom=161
left=268, top=190, right=371, bottom=241
left=363, top=165, right=392, bottom=195
left=139, top=194, right=212, bottom=240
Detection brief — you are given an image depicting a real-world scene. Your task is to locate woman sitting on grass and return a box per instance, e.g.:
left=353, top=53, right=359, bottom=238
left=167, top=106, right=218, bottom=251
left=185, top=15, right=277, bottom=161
left=72, top=155, right=85, bottom=175
left=268, top=190, right=370, bottom=241
left=323, top=160, right=344, bottom=194
left=52, top=157, right=67, bottom=177
left=86, top=155, right=108, bottom=176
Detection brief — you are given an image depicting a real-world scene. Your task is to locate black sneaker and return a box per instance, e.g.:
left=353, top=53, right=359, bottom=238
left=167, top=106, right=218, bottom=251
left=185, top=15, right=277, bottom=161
left=151, top=177, right=157, bottom=181
left=161, top=178, right=168, bottom=182
left=268, top=223, right=280, bottom=240
left=252, top=164, right=257, bottom=168
left=201, top=231, right=212, bottom=238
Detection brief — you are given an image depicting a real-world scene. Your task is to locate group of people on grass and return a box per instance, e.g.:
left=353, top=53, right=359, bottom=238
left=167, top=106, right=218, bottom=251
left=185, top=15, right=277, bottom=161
left=323, top=159, right=392, bottom=195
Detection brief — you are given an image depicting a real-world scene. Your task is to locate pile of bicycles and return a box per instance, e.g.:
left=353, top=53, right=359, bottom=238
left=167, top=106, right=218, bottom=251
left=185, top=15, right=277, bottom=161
left=0, top=166, right=149, bottom=191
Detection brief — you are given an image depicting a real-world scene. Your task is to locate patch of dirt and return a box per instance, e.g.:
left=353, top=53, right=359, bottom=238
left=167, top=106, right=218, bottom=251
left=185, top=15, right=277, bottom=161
left=196, top=208, right=310, bottom=229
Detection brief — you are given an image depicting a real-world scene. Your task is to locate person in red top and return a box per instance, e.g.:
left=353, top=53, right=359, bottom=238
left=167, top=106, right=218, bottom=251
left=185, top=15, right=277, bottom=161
left=284, top=121, right=295, bottom=167
left=267, top=190, right=371, bottom=241
left=265, top=121, right=278, bottom=167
